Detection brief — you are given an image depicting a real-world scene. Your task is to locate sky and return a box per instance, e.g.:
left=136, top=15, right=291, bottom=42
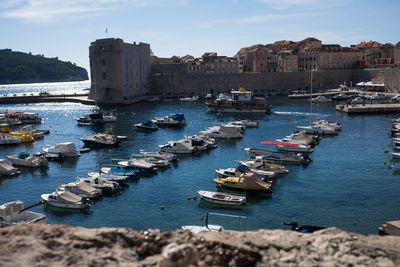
left=0, top=0, right=399, bottom=72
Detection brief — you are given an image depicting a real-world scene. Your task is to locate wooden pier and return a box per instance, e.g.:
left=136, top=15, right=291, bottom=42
left=336, top=103, right=400, bottom=114
left=0, top=93, right=95, bottom=105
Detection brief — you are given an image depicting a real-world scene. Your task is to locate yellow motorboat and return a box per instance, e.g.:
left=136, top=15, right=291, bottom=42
left=8, top=125, right=35, bottom=143
left=214, top=173, right=272, bottom=192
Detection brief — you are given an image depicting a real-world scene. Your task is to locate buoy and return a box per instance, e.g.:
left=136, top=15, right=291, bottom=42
left=388, top=166, right=392, bottom=169
left=200, top=216, right=204, bottom=221
left=187, top=196, right=191, bottom=200
left=384, top=161, right=387, bottom=165
left=192, top=195, right=197, bottom=200
left=384, top=150, right=389, bottom=153
left=161, top=206, right=165, bottom=211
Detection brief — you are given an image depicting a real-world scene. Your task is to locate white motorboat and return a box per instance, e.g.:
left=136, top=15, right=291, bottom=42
left=41, top=190, right=91, bottom=210
left=243, top=147, right=275, bottom=158
left=275, top=143, right=314, bottom=153
left=181, top=137, right=208, bottom=151
left=0, top=134, right=21, bottom=145
left=236, top=157, right=289, bottom=175
left=58, top=181, right=102, bottom=199
left=80, top=133, right=119, bottom=148
left=0, top=159, right=20, bottom=176
left=43, top=142, right=80, bottom=158
left=215, top=166, right=276, bottom=180
left=185, top=135, right=218, bottom=149
left=152, top=113, right=186, bottom=127
left=196, top=190, right=246, bottom=206
left=199, top=125, right=243, bottom=139
left=118, top=158, right=158, bottom=172
left=179, top=96, right=199, bottom=101
left=307, top=95, right=332, bottom=103
left=140, top=151, right=177, bottom=162
left=312, top=120, right=341, bottom=131
left=294, top=124, right=337, bottom=135
left=87, top=170, right=130, bottom=184
left=159, top=140, right=194, bottom=154
left=0, top=200, right=47, bottom=227
left=76, top=177, right=119, bottom=194
left=261, top=152, right=311, bottom=165
left=6, top=152, right=48, bottom=168
left=131, top=154, right=170, bottom=168
left=391, top=152, right=400, bottom=159
left=228, top=119, right=259, bottom=128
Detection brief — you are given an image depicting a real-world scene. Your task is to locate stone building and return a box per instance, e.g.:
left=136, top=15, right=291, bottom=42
left=394, top=42, right=400, bottom=68
left=278, top=52, right=298, bottom=72
left=89, top=38, right=150, bottom=104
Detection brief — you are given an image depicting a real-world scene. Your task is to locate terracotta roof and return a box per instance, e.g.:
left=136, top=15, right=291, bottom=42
left=355, top=41, right=382, bottom=49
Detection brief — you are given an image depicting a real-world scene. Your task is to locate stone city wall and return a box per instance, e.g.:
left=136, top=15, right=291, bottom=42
left=149, top=69, right=383, bottom=97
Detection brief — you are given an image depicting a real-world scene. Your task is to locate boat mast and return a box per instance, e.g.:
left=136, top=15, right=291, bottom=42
left=309, top=70, right=313, bottom=126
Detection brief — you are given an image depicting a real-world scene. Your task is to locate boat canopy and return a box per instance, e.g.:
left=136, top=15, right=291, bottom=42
left=169, top=113, right=185, bottom=121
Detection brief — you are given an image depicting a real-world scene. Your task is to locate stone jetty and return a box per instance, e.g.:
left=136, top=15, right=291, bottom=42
left=336, top=103, right=400, bottom=114
left=1, top=224, right=400, bottom=266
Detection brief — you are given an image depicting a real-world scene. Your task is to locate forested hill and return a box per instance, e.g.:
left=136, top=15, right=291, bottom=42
left=0, top=49, right=88, bottom=84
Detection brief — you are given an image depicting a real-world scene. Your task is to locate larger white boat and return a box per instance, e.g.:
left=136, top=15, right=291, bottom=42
left=118, top=158, right=158, bottom=172
left=6, top=152, right=48, bottom=168
left=236, top=157, right=289, bottom=175
left=0, top=200, right=47, bottom=227
left=206, top=88, right=271, bottom=113
left=159, top=140, right=195, bottom=154
left=41, top=190, right=91, bottom=210
left=80, top=133, right=119, bottom=148
left=199, top=125, right=243, bottom=139
left=43, top=142, right=80, bottom=158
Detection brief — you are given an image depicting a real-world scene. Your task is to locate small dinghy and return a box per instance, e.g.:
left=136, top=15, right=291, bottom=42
left=6, top=152, right=48, bottom=168
left=197, top=190, right=246, bottom=206
left=41, top=190, right=91, bottom=210
left=134, top=121, right=159, bottom=131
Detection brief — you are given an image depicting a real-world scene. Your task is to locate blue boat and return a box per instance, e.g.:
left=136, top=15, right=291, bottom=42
left=152, top=113, right=186, bottom=127
left=134, top=121, right=159, bottom=131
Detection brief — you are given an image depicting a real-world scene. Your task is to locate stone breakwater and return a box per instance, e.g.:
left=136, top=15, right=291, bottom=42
left=1, top=224, right=400, bottom=267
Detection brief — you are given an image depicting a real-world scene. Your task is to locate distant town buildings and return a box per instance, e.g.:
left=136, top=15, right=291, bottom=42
left=151, top=37, right=400, bottom=77
left=89, top=38, right=150, bottom=104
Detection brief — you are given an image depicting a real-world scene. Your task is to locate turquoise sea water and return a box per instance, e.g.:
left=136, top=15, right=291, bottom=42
left=0, top=81, right=399, bottom=235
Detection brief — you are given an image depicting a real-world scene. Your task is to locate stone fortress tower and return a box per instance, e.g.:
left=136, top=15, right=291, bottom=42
left=89, top=38, right=150, bottom=104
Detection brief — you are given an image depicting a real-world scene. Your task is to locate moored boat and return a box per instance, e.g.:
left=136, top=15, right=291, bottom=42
left=214, top=173, right=272, bottom=192
left=0, top=200, right=47, bottom=227
left=43, top=142, right=80, bottom=158
left=58, top=181, right=102, bottom=199
left=0, top=159, right=20, bottom=176
left=152, top=113, right=186, bottom=127
left=80, top=133, right=119, bottom=148
left=41, top=190, right=91, bottom=210
left=196, top=190, right=246, bottom=206
left=134, top=120, right=159, bottom=131
left=6, top=152, right=48, bottom=168
left=206, top=88, right=271, bottom=113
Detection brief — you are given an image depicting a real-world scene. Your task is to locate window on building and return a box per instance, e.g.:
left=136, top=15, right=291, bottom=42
left=102, top=59, right=106, bottom=66
left=102, top=72, right=106, bottom=80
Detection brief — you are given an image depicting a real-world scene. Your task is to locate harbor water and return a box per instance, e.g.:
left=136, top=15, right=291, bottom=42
left=0, top=81, right=399, bottom=235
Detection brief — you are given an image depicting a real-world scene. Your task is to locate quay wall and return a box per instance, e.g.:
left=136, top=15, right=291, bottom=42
left=149, top=69, right=383, bottom=97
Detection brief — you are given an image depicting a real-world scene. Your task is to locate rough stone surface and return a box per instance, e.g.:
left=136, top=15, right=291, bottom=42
left=1, top=224, right=400, bottom=266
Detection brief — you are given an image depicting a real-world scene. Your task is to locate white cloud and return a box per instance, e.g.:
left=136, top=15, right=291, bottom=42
left=0, top=0, right=189, bottom=22
left=194, top=13, right=307, bottom=29
left=256, top=0, right=347, bottom=10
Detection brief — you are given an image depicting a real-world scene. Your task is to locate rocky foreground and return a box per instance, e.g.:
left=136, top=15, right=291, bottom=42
left=1, top=224, right=400, bottom=266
